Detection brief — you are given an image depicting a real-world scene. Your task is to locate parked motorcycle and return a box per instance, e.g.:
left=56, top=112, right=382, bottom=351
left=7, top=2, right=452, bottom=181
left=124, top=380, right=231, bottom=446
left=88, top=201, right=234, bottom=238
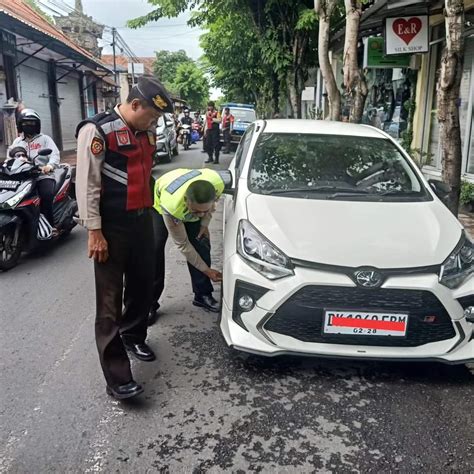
left=0, top=149, right=78, bottom=271
left=179, top=124, right=192, bottom=150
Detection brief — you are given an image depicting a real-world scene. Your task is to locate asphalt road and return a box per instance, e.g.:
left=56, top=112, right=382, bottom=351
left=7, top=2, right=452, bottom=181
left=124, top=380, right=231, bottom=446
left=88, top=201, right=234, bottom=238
left=1, top=143, right=473, bottom=473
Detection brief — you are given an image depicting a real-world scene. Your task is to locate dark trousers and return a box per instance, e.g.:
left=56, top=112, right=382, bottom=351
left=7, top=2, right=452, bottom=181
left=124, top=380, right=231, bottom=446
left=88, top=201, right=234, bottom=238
left=205, top=129, right=221, bottom=162
left=94, top=210, right=155, bottom=387
left=37, top=178, right=55, bottom=226
left=223, top=128, right=231, bottom=153
left=152, top=210, right=213, bottom=309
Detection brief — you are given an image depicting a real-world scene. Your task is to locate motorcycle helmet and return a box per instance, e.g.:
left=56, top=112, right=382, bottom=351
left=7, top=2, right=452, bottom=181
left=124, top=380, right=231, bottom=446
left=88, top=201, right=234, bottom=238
left=17, top=109, right=41, bottom=137
left=183, top=107, right=190, bottom=116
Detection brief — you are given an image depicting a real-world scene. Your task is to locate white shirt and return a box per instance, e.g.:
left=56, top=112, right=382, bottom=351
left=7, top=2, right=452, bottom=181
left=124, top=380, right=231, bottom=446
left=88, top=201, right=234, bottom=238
left=8, top=133, right=60, bottom=180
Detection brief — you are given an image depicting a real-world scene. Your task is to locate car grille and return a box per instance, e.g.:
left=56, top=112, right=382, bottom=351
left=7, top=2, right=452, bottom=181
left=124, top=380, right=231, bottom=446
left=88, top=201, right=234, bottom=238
left=264, top=286, right=456, bottom=347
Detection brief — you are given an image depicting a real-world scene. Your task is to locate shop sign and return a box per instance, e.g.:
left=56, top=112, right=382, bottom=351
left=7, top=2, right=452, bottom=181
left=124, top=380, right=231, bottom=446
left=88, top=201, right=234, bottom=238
left=364, top=37, right=411, bottom=69
left=385, top=15, right=429, bottom=55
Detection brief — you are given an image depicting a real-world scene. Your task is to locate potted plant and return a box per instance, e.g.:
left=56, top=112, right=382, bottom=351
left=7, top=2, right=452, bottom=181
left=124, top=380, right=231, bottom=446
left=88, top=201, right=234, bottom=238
left=460, top=180, right=474, bottom=213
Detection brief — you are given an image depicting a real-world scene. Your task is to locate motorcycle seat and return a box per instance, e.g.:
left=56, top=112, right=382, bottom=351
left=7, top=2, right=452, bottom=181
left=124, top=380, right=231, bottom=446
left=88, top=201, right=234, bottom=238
left=53, top=167, right=68, bottom=194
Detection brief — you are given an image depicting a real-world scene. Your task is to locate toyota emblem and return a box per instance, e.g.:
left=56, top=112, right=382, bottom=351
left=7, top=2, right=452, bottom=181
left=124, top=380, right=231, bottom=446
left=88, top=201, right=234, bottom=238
left=354, top=270, right=384, bottom=288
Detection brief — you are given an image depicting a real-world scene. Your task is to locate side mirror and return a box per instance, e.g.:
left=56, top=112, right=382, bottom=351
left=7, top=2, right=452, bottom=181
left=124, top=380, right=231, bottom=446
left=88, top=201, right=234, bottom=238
left=428, top=179, right=451, bottom=199
left=219, top=170, right=235, bottom=196
left=37, top=148, right=52, bottom=157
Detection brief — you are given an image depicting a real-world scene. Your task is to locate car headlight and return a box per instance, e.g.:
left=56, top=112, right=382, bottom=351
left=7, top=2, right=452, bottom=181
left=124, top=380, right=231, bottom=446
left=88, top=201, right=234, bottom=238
left=237, top=219, right=294, bottom=280
left=4, top=183, right=32, bottom=209
left=439, top=232, right=473, bottom=289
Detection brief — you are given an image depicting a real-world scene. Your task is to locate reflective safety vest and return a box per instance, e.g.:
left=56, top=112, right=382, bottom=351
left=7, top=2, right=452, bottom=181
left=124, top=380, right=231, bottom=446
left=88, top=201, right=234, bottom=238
left=154, top=168, right=225, bottom=222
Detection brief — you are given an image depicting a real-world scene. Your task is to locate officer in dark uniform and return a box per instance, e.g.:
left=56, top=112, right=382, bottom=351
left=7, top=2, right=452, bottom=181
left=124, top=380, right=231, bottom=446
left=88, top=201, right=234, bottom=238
left=75, top=77, right=174, bottom=400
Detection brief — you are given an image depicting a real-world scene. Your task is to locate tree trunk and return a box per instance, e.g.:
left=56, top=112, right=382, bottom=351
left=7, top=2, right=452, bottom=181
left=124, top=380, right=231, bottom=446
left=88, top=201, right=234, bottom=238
left=438, top=0, right=465, bottom=215
left=272, top=73, right=280, bottom=115
left=343, top=0, right=367, bottom=123
left=315, top=0, right=341, bottom=121
left=287, top=72, right=302, bottom=118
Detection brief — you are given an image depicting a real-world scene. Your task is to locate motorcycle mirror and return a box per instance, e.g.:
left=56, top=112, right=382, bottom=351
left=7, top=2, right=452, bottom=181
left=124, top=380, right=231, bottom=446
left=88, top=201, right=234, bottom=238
left=37, top=149, right=52, bottom=157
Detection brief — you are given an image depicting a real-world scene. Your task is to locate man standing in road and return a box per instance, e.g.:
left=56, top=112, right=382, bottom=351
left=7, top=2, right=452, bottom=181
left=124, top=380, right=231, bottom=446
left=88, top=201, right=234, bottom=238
left=221, top=107, right=234, bottom=154
left=75, top=77, right=174, bottom=400
left=204, top=101, right=221, bottom=164
left=148, top=168, right=224, bottom=324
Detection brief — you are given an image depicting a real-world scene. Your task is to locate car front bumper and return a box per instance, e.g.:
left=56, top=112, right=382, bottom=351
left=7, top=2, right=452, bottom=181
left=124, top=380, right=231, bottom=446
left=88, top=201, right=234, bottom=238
left=220, top=254, right=474, bottom=364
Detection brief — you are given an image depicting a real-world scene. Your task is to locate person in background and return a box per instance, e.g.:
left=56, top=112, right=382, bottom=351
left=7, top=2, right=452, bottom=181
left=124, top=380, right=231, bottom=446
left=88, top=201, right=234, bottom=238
left=204, top=101, right=221, bottom=164
left=8, top=109, right=60, bottom=233
left=221, top=107, right=234, bottom=154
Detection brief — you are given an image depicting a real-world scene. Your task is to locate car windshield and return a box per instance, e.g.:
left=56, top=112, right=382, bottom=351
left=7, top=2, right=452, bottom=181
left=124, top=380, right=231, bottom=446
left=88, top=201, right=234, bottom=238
left=231, top=109, right=256, bottom=123
left=248, top=133, right=431, bottom=201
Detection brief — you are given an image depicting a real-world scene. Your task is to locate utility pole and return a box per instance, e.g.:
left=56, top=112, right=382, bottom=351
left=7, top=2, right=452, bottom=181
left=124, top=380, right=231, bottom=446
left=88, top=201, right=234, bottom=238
left=111, top=27, right=118, bottom=104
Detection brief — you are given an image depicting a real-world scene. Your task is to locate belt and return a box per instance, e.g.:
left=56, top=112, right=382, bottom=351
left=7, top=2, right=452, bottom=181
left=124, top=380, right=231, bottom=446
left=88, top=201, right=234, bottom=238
left=128, top=208, right=148, bottom=216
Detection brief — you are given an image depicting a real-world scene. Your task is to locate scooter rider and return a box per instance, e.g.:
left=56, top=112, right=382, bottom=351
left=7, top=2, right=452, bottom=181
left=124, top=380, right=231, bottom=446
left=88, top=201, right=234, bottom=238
left=8, top=109, right=60, bottom=233
left=179, top=108, right=193, bottom=147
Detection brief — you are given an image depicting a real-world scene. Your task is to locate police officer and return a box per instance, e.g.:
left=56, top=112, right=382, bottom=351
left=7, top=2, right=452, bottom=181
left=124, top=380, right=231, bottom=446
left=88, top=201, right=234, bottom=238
left=75, top=77, right=174, bottom=400
left=204, top=101, right=221, bottom=164
left=148, top=168, right=224, bottom=324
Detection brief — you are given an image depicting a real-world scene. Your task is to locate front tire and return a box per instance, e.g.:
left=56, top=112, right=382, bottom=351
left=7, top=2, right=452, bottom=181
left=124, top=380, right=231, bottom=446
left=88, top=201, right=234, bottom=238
left=0, top=222, right=23, bottom=271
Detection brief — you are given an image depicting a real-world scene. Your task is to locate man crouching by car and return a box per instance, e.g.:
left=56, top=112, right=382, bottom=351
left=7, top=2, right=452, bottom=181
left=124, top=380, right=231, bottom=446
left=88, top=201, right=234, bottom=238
left=148, top=168, right=224, bottom=325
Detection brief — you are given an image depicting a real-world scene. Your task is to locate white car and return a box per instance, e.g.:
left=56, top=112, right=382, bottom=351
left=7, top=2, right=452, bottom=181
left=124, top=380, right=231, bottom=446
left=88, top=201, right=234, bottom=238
left=220, top=119, right=473, bottom=369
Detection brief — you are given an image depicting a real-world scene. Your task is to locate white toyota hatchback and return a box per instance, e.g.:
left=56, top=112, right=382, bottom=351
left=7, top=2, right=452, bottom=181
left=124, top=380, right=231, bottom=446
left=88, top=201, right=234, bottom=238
left=220, top=120, right=474, bottom=368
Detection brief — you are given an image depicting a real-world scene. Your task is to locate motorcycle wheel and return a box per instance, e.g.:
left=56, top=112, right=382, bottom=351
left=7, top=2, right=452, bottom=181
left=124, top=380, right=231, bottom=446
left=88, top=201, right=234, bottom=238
left=0, top=222, right=23, bottom=271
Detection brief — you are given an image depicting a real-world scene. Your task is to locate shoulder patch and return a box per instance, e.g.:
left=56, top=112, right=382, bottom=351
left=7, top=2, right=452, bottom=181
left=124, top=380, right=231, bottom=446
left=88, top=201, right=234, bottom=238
left=91, top=137, right=104, bottom=156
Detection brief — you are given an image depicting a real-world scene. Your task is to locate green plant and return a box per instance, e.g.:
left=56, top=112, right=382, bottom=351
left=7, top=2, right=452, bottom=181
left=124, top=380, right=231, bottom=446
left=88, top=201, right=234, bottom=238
left=460, top=180, right=474, bottom=206
left=409, top=148, right=434, bottom=169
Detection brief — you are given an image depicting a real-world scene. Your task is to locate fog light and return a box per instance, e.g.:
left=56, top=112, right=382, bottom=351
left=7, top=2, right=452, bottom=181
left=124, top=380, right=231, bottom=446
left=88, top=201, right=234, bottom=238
left=464, top=306, right=474, bottom=323
left=238, top=295, right=255, bottom=311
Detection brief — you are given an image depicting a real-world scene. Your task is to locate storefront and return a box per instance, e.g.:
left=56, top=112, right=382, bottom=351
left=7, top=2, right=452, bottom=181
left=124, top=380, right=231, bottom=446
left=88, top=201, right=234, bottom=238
left=412, top=13, right=474, bottom=182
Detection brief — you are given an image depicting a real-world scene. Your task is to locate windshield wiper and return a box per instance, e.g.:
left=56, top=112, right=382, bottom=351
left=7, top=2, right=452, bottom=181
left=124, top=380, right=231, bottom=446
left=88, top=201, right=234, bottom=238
left=265, top=186, right=369, bottom=195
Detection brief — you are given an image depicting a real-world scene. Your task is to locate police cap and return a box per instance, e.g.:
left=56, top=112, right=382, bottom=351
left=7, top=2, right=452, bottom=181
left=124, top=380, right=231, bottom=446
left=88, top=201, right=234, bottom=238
left=136, top=76, right=174, bottom=113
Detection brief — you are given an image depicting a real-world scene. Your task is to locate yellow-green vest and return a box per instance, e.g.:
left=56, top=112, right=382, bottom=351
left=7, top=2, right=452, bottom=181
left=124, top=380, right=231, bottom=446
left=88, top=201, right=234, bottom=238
left=154, top=168, right=225, bottom=222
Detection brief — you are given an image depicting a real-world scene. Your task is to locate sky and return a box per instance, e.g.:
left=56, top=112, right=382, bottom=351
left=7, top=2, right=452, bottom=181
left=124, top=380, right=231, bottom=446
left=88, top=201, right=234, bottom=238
left=64, top=0, right=205, bottom=60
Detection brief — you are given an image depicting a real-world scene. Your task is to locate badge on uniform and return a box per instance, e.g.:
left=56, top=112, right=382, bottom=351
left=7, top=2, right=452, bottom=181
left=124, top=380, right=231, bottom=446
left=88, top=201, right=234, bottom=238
left=115, top=129, right=131, bottom=148
left=147, top=131, right=156, bottom=146
left=91, top=137, right=104, bottom=155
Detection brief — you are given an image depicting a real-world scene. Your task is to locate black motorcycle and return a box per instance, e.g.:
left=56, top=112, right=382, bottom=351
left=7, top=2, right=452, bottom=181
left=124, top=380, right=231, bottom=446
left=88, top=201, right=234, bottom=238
left=0, top=149, right=78, bottom=271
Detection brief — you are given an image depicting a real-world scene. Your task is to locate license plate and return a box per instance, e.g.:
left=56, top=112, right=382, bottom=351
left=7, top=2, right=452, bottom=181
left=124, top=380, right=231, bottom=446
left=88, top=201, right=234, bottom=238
left=0, top=180, right=20, bottom=190
left=324, top=310, right=408, bottom=337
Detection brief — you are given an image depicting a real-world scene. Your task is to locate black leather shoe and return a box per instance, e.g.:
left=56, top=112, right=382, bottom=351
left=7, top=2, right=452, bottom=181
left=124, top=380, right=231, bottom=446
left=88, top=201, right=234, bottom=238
left=204, top=158, right=213, bottom=163
left=124, top=342, right=156, bottom=362
left=148, top=303, right=160, bottom=327
left=193, top=295, right=220, bottom=313
left=106, top=381, right=144, bottom=400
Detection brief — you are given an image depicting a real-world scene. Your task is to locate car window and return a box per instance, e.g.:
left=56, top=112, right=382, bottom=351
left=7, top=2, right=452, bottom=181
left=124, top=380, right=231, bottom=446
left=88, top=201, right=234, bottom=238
left=231, top=108, right=256, bottom=123
left=235, top=124, right=255, bottom=178
left=248, top=133, right=431, bottom=202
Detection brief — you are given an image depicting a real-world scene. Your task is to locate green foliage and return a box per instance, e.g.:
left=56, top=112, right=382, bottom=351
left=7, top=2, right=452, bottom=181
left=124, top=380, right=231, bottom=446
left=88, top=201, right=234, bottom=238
left=460, top=180, right=474, bottom=206
left=173, top=62, right=210, bottom=110
left=409, top=148, right=434, bottom=169
left=128, top=0, right=319, bottom=117
left=25, top=0, right=54, bottom=23
left=153, top=50, right=193, bottom=84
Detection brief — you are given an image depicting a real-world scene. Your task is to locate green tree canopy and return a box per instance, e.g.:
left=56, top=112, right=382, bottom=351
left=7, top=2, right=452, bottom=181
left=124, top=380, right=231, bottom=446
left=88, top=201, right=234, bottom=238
left=173, top=62, right=210, bottom=110
left=153, top=49, right=193, bottom=84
